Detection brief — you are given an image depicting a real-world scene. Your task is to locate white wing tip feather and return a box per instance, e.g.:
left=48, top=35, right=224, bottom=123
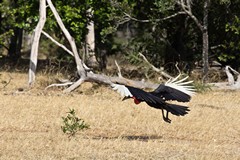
left=111, top=83, right=133, bottom=97
left=165, top=75, right=196, bottom=96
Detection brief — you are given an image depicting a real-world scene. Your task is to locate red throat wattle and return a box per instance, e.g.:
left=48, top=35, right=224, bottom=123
left=133, top=96, right=141, bottom=104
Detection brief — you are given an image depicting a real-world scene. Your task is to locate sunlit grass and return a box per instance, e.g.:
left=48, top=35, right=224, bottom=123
left=0, top=72, right=240, bottom=159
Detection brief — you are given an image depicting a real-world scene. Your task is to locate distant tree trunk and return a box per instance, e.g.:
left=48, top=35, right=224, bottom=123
left=7, top=0, right=23, bottom=61
left=85, top=8, right=98, bottom=68
left=0, top=0, right=2, bottom=33
left=16, top=28, right=23, bottom=56
left=8, top=28, right=23, bottom=61
left=22, top=31, right=32, bottom=53
left=178, top=0, right=210, bottom=82
left=202, top=0, right=210, bottom=82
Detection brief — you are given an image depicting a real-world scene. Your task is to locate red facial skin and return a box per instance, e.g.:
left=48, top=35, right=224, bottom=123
left=133, top=96, right=141, bottom=104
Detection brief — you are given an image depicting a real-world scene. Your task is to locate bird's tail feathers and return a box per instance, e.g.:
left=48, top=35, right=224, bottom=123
left=165, top=103, right=190, bottom=116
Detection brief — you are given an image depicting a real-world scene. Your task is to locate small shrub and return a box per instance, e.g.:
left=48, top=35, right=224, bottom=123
left=61, top=109, right=89, bottom=137
left=194, top=82, right=212, bottom=93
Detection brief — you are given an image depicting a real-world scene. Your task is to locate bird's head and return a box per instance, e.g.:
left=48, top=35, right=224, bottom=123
left=133, top=96, right=141, bottom=104
left=122, top=96, right=131, bottom=101
left=122, top=96, right=141, bottom=104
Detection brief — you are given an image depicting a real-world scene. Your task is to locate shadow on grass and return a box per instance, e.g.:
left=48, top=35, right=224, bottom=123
left=197, top=104, right=224, bottom=110
left=90, top=135, right=163, bottom=142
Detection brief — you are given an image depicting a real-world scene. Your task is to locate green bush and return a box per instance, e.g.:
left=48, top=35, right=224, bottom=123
left=61, top=109, right=89, bottom=137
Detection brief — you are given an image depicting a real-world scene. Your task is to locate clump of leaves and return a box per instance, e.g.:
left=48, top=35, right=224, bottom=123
left=194, top=82, right=212, bottom=93
left=61, top=109, right=89, bottom=137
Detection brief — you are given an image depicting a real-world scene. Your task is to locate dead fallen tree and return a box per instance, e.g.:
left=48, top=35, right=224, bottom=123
left=29, top=0, right=173, bottom=92
left=210, top=66, right=240, bottom=90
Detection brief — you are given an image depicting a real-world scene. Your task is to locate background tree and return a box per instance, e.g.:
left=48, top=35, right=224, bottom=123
left=0, top=0, right=38, bottom=61
left=0, top=0, right=240, bottom=83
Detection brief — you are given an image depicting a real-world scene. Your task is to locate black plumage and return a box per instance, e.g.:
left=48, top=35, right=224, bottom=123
left=151, top=84, right=191, bottom=102
left=124, top=85, right=190, bottom=123
left=112, top=76, right=195, bottom=123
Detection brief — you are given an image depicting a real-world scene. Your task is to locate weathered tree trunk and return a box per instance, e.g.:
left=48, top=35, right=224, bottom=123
left=28, top=0, right=46, bottom=86
left=202, top=0, right=210, bottom=82
left=85, top=8, right=98, bottom=68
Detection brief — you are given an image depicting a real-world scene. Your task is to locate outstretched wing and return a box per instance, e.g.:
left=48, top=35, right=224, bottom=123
left=152, top=75, right=195, bottom=102
left=126, top=85, right=165, bottom=104
left=111, top=84, right=133, bottom=98
left=111, top=84, right=165, bottom=104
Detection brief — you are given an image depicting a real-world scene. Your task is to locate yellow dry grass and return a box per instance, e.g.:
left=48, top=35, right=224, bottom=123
left=0, top=71, right=240, bottom=160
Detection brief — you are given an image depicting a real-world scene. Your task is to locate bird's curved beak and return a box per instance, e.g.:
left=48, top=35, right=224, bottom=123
left=122, top=97, right=131, bottom=101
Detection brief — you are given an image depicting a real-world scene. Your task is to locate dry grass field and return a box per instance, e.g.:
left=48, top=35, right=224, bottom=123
left=0, top=71, right=240, bottom=160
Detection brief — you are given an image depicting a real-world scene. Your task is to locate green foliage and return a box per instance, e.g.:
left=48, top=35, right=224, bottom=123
left=218, top=15, right=240, bottom=63
left=45, top=1, right=88, bottom=43
left=61, top=109, right=89, bottom=137
left=0, top=0, right=38, bottom=49
left=193, top=82, right=212, bottom=93
left=154, top=0, right=176, bottom=12
left=1, top=0, right=240, bottom=72
left=0, top=30, right=14, bottom=48
left=219, top=0, right=231, bottom=4
left=93, top=0, right=135, bottom=44
left=226, top=16, right=240, bottom=35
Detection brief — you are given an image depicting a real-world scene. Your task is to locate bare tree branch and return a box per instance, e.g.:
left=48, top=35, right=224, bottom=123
left=123, top=11, right=186, bottom=23
left=139, top=52, right=173, bottom=79
left=0, top=74, right=13, bottom=89
left=225, top=66, right=235, bottom=85
left=159, top=12, right=186, bottom=21
left=227, top=65, right=240, bottom=75
left=41, top=30, right=73, bottom=56
left=45, top=82, right=74, bottom=90
left=175, top=62, right=181, bottom=75
left=46, top=0, right=86, bottom=78
left=41, top=30, right=91, bottom=71
left=63, top=78, right=86, bottom=93
left=114, top=60, right=123, bottom=78
left=211, top=65, right=240, bottom=90
left=86, top=72, right=159, bottom=90
left=177, top=0, right=203, bottom=32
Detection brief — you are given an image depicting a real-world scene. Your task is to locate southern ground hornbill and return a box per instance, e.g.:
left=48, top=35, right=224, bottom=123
left=111, top=75, right=195, bottom=123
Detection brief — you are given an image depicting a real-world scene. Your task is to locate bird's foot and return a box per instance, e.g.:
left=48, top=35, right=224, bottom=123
left=162, top=111, right=171, bottom=123
left=163, top=117, right=171, bottom=123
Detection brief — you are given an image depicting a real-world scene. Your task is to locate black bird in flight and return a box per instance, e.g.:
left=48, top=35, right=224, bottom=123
left=111, top=75, right=195, bottom=123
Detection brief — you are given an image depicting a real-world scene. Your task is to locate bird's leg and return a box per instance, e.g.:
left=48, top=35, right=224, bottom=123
left=161, top=109, right=171, bottom=123
left=165, top=111, right=171, bottom=123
